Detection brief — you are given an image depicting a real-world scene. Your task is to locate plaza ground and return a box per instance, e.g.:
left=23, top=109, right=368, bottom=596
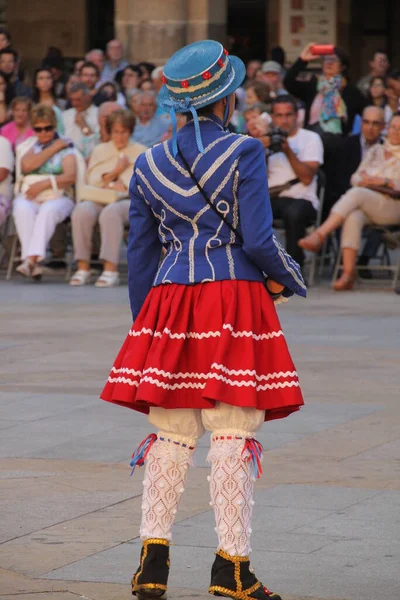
left=0, top=280, right=399, bottom=600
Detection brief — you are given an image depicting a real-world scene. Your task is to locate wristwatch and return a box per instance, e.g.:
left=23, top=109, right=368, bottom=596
left=82, top=126, right=90, bottom=136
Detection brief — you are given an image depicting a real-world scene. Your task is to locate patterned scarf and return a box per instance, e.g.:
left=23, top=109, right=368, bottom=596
left=317, top=75, right=347, bottom=134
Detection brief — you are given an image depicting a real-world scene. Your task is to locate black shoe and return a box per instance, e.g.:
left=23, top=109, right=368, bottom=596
left=209, top=550, right=282, bottom=599
left=132, top=538, right=170, bottom=599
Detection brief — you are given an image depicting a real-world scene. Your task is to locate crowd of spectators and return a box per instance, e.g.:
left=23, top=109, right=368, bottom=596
left=0, top=28, right=399, bottom=291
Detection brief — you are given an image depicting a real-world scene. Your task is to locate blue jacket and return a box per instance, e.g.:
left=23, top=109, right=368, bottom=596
left=128, top=115, right=306, bottom=320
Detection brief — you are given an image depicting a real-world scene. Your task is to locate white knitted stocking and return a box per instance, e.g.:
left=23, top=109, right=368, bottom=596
left=140, top=436, right=194, bottom=541
left=207, top=434, right=259, bottom=557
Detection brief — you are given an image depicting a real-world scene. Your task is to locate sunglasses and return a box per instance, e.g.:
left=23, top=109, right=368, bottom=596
left=33, top=125, right=54, bottom=133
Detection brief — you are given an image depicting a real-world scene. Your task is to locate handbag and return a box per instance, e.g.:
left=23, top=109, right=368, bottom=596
left=78, top=184, right=127, bottom=205
left=20, top=174, right=59, bottom=203
left=177, top=147, right=283, bottom=299
left=268, top=178, right=300, bottom=198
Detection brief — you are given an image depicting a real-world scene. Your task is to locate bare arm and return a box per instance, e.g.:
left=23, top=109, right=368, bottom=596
left=0, top=167, right=9, bottom=183
left=21, top=139, right=69, bottom=174
left=281, top=140, right=319, bottom=185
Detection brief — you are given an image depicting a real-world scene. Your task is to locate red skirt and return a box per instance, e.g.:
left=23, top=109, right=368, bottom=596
left=101, top=281, right=304, bottom=422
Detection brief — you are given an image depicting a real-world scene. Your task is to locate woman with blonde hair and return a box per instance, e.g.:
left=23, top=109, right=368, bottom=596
left=13, top=104, right=76, bottom=280
left=70, top=109, right=146, bottom=287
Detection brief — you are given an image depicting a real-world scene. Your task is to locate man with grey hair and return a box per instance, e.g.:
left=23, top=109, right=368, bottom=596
left=101, top=39, right=128, bottom=83
left=85, top=49, right=105, bottom=82
left=132, top=91, right=170, bottom=147
left=260, top=60, right=287, bottom=97
left=63, top=82, right=99, bottom=158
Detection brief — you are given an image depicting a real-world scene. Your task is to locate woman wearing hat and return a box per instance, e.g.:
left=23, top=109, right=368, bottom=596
left=101, top=40, right=306, bottom=600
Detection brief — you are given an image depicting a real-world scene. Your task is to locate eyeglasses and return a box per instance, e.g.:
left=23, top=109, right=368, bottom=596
left=33, top=125, right=54, bottom=133
left=362, top=119, right=384, bottom=126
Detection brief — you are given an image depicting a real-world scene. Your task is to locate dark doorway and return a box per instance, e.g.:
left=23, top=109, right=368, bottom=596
left=228, top=0, right=267, bottom=63
left=87, top=0, right=115, bottom=51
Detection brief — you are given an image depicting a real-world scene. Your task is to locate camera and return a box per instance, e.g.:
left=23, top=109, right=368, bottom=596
left=268, top=126, right=288, bottom=153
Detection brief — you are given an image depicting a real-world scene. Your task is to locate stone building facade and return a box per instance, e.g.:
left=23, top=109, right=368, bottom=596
left=3, top=0, right=400, bottom=81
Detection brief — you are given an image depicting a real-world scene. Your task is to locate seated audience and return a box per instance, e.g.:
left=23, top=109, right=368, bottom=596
left=41, top=53, right=67, bottom=104
left=85, top=49, right=105, bottom=81
left=0, top=48, right=32, bottom=98
left=357, top=50, right=389, bottom=97
left=1, top=97, right=34, bottom=151
left=0, top=133, right=14, bottom=226
left=120, top=64, right=141, bottom=103
left=73, top=60, right=85, bottom=77
left=63, top=83, right=99, bottom=159
left=284, top=42, right=365, bottom=135
left=98, top=101, right=121, bottom=142
left=259, top=60, right=287, bottom=97
left=139, top=79, right=155, bottom=92
left=245, top=59, right=262, bottom=83
left=367, top=76, right=387, bottom=108
left=70, top=110, right=146, bottom=287
left=299, top=113, right=400, bottom=290
left=138, top=62, right=156, bottom=82
left=95, top=81, right=126, bottom=107
left=32, top=68, right=64, bottom=134
left=79, top=61, right=100, bottom=97
left=0, top=27, right=12, bottom=51
left=129, top=90, right=142, bottom=119
left=101, top=39, right=128, bottom=83
left=132, top=91, right=170, bottom=147
left=384, top=71, right=400, bottom=126
left=13, top=105, right=77, bottom=280
left=265, top=95, right=324, bottom=270
left=0, top=71, right=15, bottom=126
left=244, top=80, right=272, bottom=106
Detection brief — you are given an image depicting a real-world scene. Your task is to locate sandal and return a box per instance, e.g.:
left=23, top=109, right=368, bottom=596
left=32, top=264, right=44, bottom=281
left=16, top=259, right=33, bottom=278
left=298, top=230, right=324, bottom=253
left=333, top=272, right=355, bottom=291
left=95, top=271, right=120, bottom=288
left=69, top=270, right=92, bottom=286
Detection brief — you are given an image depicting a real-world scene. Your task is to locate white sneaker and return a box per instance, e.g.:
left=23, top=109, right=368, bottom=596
left=69, top=270, right=92, bottom=286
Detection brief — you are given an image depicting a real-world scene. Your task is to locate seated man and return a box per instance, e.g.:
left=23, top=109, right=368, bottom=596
left=62, top=82, right=99, bottom=159
left=132, top=91, right=170, bottom=147
left=264, top=95, right=324, bottom=270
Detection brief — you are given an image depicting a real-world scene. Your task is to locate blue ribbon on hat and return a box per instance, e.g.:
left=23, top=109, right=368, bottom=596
left=164, top=97, right=205, bottom=157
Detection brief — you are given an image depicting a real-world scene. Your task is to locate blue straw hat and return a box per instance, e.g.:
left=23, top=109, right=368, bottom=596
left=158, top=39, right=246, bottom=156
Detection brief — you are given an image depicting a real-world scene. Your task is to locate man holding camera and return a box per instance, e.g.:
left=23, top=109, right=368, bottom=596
left=262, top=96, right=324, bottom=270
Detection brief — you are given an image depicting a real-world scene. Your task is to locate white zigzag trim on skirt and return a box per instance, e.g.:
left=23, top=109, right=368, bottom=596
left=107, top=377, right=140, bottom=386
left=210, top=365, right=298, bottom=381
left=128, top=325, right=284, bottom=341
left=110, top=366, right=298, bottom=382
left=107, top=373, right=300, bottom=391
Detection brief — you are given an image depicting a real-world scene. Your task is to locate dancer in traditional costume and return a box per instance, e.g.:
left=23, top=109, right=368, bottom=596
left=101, top=39, right=307, bottom=600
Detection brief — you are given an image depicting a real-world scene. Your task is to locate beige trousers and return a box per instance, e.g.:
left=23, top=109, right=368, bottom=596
left=71, top=199, right=129, bottom=265
left=332, top=187, right=400, bottom=250
left=148, top=403, right=265, bottom=446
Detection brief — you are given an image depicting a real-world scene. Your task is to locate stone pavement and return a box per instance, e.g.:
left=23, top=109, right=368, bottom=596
left=0, top=280, right=399, bottom=600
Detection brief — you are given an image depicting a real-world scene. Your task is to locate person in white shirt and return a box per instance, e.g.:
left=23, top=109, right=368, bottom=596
left=0, top=134, right=14, bottom=226
left=265, top=95, right=324, bottom=268
left=62, top=83, right=99, bottom=159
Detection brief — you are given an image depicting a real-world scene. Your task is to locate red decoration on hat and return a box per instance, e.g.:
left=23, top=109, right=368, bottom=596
left=223, top=48, right=229, bottom=55
left=202, top=71, right=212, bottom=80
left=218, top=58, right=224, bottom=67
left=161, top=75, right=167, bottom=84
left=181, top=80, right=189, bottom=88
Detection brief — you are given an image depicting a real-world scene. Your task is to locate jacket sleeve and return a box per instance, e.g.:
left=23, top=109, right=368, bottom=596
left=283, top=58, right=317, bottom=106
left=127, top=161, right=163, bottom=321
left=237, top=137, right=307, bottom=298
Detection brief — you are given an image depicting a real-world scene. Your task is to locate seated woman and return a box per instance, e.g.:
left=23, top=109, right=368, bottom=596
left=13, top=104, right=77, bottom=280
left=32, top=68, right=65, bottom=134
left=70, top=109, right=146, bottom=287
left=0, top=72, right=15, bottom=127
left=299, top=113, right=400, bottom=290
left=1, top=97, right=34, bottom=151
